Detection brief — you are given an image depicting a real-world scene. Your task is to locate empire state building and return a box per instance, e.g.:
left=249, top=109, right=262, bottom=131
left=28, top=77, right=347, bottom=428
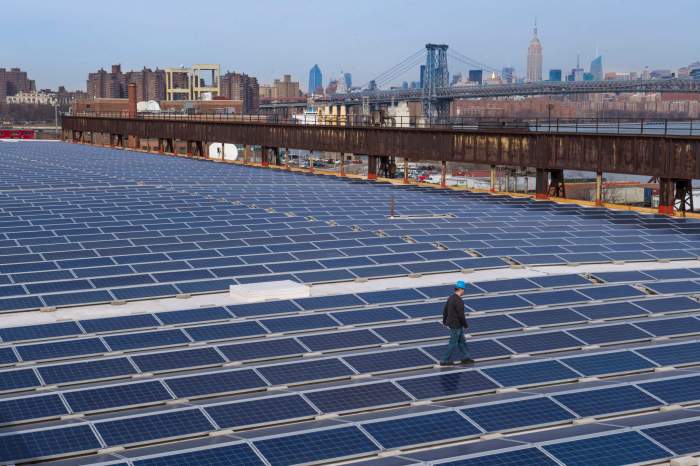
left=527, top=21, right=543, bottom=82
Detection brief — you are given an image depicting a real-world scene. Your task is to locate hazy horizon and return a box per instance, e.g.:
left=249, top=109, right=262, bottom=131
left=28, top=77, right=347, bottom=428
left=3, top=0, right=699, bottom=91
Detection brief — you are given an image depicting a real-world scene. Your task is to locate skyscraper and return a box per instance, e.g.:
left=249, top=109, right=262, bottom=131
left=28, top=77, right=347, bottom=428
left=590, top=56, right=603, bottom=81
left=343, top=72, right=352, bottom=90
left=548, top=69, right=562, bottom=81
left=502, top=67, right=515, bottom=84
left=526, top=20, right=543, bottom=82
left=308, top=64, right=323, bottom=94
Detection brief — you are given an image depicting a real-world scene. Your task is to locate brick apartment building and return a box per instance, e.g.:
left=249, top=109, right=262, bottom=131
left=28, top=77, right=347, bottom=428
left=220, top=71, right=259, bottom=114
left=87, top=65, right=165, bottom=101
left=0, top=67, right=36, bottom=102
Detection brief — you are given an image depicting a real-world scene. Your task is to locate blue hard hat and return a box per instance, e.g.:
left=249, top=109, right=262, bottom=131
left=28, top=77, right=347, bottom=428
left=455, top=280, right=466, bottom=289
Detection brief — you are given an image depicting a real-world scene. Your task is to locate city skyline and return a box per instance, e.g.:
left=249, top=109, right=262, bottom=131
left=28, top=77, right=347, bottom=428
left=3, top=0, right=699, bottom=91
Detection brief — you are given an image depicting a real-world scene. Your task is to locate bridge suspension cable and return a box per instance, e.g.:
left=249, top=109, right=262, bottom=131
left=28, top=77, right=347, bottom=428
left=359, top=48, right=425, bottom=89
left=448, top=49, right=499, bottom=74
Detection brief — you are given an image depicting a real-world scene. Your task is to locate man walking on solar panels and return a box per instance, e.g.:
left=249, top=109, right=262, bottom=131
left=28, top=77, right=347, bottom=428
left=440, top=280, right=474, bottom=366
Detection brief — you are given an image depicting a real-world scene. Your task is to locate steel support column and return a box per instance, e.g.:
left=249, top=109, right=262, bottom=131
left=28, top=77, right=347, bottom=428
left=535, top=168, right=549, bottom=199
left=273, top=147, right=281, bottom=165
left=367, top=155, right=378, bottom=180
left=659, top=178, right=675, bottom=215
left=261, top=146, right=269, bottom=166
left=440, top=160, right=447, bottom=189
left=339, top=153, right=345, bottom=177
left=403, top=158, right=409, bottom=184
left=285, top=148, right=290, bottom=169
left=490, top=165, right=497, bottom=192
left=308, top=151, right=314, bottom=173
left=186, top=141, right=193, bottom=157
left=595, top=172, right=603, bottom=206
left=548, top=169, right=566, bottom=198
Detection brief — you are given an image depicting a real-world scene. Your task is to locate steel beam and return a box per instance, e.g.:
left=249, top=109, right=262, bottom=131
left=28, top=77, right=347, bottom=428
left=595, top=172, right=603, bottom=206
left=404, top=158, right=409, bottom=184
left=367, top=155, right=378, bottom=180
left=490, top=165, right=496, bottom=192
left=659, top=178, right=675, bottom=215
left=535, top=169, right=549, bottom=199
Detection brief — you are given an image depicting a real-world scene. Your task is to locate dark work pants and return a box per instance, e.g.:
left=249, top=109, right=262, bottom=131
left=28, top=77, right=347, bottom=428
left=442, top=327, right=471, bottom=363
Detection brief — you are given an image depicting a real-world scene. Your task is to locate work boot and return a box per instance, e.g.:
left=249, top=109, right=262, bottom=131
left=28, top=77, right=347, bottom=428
left=460, top=358, right=475, bottom=365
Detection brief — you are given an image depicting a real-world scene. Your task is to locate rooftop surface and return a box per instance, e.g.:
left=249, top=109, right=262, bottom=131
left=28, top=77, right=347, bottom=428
left=1, top=141, right=700, bottom=465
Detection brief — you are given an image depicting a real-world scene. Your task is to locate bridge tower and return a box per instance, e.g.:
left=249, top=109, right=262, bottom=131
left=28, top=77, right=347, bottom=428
left=422, top=44, right=449, bottom=119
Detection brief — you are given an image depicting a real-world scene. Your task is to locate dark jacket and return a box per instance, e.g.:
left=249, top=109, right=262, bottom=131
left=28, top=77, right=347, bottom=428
left=443, top=293, right=467, bottom=329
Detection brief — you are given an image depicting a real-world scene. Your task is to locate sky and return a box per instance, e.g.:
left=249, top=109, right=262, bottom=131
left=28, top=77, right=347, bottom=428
left=3, top=0, right=698, bottom=91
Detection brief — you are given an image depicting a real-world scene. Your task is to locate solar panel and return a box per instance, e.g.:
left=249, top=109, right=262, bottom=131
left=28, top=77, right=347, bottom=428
left=298, top=329, right=385, bottom=352
left=543, top=431, right=669, bottom=466
left=482, top=360, right=580, bottom=387
left=37, top=357, right=136, bottom=385
left=155, top=306, right=232, bottom=325
left=205, top=394, right=317, bottom=429
left=639, top=375, right=700, bottom=404
left=644, top=268, right=700, bottom=280
left=258, top=358, right=354, bottom=385
left=397, top=371, right=499, bottom=400
left=474, top=278, right=539, bottom=293
left=63, top=380, right=172, bottom=412
left=0, top=393, right=68, bottom=424
left=511, top=308, right=587, bottom=326
left=462, top=295, right=531, bottom=312
left=635, top=316, right=700, bottom=337
left=0, top=321, right=82, bottom=342
left=499, top=331, right=583, bottom=354
left=0, top=425, right=102, bottom=464
left=79, top=314, right=160, bottom=334
left=590, top=270, right=653, bottom=283
left=636, top=341, right=700, bottom=366
left=373, top=321, right=447, bottom=342
left=17, top=337, right=108, bottom=361
left=577, top=284, right=647, bottom=300
left=434, top=447, right=559, bottom=466
left=111, top=284, right=178, bottom=300
left=295, top=269, right=356, bottom=283
left=305, top=382, right=412, bottom=413
left=362, top=411, right=481, bottom=449
left=461, top=396, right=574, bottom=432
left=332, top=306, right=406, bottom=325
left=643, top=419, right=700, bottom=455
left=416, top=284, right=467, bottom=299
left=261, top=314, right=338, bottom=333
left=349, top=264, right=409, bottom=279
left=184, top=321, right=267, bottom=341
left=95, top=408, right=215, bottom=446
left=253, top=426, right=379, bottom=466
left=132, top=441, right=264, bottom=466
left=104, top=329, right=190, bottom=351
left=358, top=288, right=425, bottom=304
left=568, top=323, right=651, bottom=345
left=396, top=301, right=444, bottom=319
left=344, top=348, right=435, bottom=374
left=521, top=289, right=590, bottom=306
left=561, top=350, right=656, bottom=376
left=645, top=280, right=700, bottom=294
left=165, top=368, right=267, bottom=398
left=573, top=301, right=647, bottom=320
left=553, top=385, right=660, bottom=417
left=132, top=347, right=225, bottom=373
left=294, top=293, right=364, bottom=311
left=633, top=296, right=700, bottom=314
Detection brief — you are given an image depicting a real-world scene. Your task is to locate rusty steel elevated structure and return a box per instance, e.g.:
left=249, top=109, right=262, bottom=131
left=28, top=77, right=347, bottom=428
left=61, top=113, right=700, bottom=215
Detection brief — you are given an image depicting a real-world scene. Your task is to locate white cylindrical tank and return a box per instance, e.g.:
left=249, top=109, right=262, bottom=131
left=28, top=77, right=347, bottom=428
left=208, top=143, right=239, bottom=161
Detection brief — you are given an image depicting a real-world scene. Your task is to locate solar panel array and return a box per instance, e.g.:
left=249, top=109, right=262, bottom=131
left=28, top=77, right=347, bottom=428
left=3, top=142, right=700, bottom=465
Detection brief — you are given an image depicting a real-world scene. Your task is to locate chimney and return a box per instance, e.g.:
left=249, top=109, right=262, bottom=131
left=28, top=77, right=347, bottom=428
left=128, top=83, right=137, bottom=117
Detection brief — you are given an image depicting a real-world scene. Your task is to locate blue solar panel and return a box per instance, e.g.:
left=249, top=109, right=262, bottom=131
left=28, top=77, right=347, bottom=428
left=568, top=324, right=651, bottom=345
left=512, top=308, right=587, bottom=326
left=521, top=289, right=590, bottom=306
left=305, top=382, right=411, bottom=412
left=0, top=425, right=102, bottom=464
left=132, top=442, right=265, bottom=466
left=553, top=385, right=660, bottom=417
left=561, top=350, right=657, bottom=376
left=155, top=306, right=232, bottom=325
left=396, top=301, right=444, bottom=318
left=543, top=431, right=669, bottom=466
left=95, top=408, right=215, bottom=446
left=363, top=411, right=481, bottom=449
left=37, top=357, right=136, bottom=384
left=358, top=288, right=425, bottom=304
left=111, top=284, right=178, bottom=300
left=63, top=380, right=172, bottom=412
left=633, top=296, right=700, bottom=314
left=645, top=280, right=700, bottom=294
left=461, top=397, right=574, bottom=432
left=253, top=426, right=379, bottom=466
left=258, top=358, right=354, bottom=385
left=294, top=293, right=364, bottom=311
left=374, top=321, right=447, bottom=342
left=184, top=321, right=267, bottom=341
left=645, top=268, right=700, bottom=280
left=482, top=360, right=579, bottom=387
left=17, top=337, right=108, bottom=361
left=205, top=394, right=317, bottom=428
left=637, top=342, right=700, bottom=366
left=79, top=314, right=160, bottom=333
left=635, top=317, right=700, bottom=337
left=0, top=321, right=82, bottom=342
left=104, top=329, right=190, bottom=351
left=332, top=306, right=406, bottom=325
left=499, top=331, right=583, bottom=353
left=0, top=368, right=40, bottom=392
left=591, top=271, right=653, bottom=283
left=296, top=269, right=356, bottom=283
left=639, top=375, right=700, bottom=404
left=132, top=347, right=225, bottom=372
left=299, top=329, right=385, bottom=351
left=349, top=264, right=409, bottom=278
left=573, top=301, right=647, bottom=320
left=262, top=314, right=338, bottom=333
left=344, top=348, right=434, bottom=373
left=643, top=419, right=700, bottom=455
left=474, top=278, right=539, bottom=293
left=463, top=295, right=531, bottom=312
left=397, top=371, right=499, bottom=399
left=165, top=368, right=267, bottom=398
left=0, top=394, right=68, bottom=423
left=435, top=447, right=558, bottom=466
left=577, top=284, right=647, bottom=300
